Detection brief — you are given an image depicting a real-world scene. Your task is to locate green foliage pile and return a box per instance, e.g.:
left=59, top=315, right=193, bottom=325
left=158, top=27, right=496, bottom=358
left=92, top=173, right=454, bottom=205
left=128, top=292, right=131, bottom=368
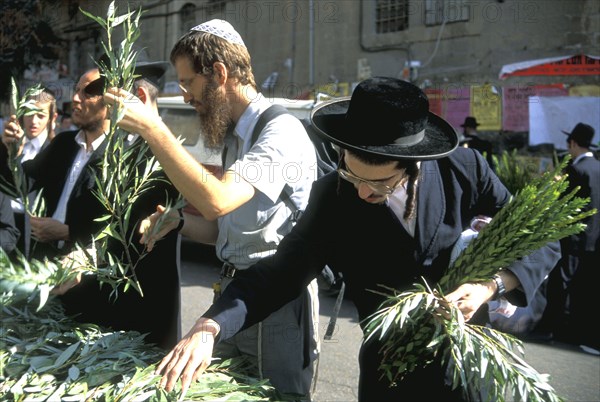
left=0, top=301, right=281, bottom=401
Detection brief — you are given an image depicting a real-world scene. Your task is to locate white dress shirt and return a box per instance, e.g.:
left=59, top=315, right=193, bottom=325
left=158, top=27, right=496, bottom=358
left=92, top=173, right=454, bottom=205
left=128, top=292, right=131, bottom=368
left=11, top=129, right=49, bottom=213
left=52, top=131, right=106, bottom=225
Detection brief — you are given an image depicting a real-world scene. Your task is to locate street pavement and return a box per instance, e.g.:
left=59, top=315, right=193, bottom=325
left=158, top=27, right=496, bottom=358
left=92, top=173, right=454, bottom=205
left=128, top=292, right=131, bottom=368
left=180, top=241, right=600, bottom=402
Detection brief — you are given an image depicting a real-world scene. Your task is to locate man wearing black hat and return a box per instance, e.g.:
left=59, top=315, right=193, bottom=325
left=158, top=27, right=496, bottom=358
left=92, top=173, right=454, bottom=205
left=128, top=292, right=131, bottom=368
left=55, top=60, right=183, bottom=350
left=541, top=122, right=599, bottom=354
left=150, top=77, right=559, bottom=400
left=461, top=116, right=494, bottom=168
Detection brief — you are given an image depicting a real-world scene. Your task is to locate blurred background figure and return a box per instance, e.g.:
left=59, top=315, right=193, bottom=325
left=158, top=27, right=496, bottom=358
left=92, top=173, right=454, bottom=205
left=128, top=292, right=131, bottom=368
left=537, top=122, right=599, bottom=355
left=57, top=112, right=78, bottom=134
left=461, top=116, right=494, bottom=169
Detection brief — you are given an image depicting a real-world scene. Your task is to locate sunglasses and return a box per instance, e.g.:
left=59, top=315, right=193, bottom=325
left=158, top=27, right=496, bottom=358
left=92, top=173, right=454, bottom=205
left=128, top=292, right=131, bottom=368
left=337, top=160, right=406, bottom=195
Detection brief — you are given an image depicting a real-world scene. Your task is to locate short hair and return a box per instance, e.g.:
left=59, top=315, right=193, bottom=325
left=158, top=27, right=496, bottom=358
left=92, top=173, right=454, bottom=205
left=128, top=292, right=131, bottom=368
left=26, top=87, right=57, bottom=140
left=170, top=30, right=257, bottom=89
left=132, top=78, right=159, bottom=104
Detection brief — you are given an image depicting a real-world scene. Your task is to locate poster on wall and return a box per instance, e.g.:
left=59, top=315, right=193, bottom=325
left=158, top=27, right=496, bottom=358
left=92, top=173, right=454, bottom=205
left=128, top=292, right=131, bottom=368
left=424, top=89, right=443, bottom=117
left=470, top=85, right=501, bottom=131
left=443, top=87, right=470, bottom=131
left=569, top=85, right=600, bottom=97
left=502, top=84, right=568, bottom=132
left=529, top=96, right=600, bottom=150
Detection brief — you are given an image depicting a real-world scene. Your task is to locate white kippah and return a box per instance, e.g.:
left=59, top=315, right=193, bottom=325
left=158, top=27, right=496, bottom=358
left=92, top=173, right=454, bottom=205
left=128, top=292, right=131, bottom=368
left=190, top=19, right=246, bottom=47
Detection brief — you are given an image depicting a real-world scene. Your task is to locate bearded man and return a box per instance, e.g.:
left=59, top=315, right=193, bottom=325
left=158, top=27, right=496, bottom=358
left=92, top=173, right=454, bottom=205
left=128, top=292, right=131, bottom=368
left=105, top=19, right=319, bottom=398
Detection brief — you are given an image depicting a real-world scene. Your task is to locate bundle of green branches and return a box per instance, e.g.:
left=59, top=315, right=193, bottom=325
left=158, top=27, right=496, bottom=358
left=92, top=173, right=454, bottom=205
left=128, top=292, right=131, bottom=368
left=73, top=2, right=185, bottom=299
left=363, top=156, right=596, bottom=401
left=0, top=301, right=281, bottom=401
left=492, top=149, right=539, bottom=195
left=0, top=3, right=180, bottom=309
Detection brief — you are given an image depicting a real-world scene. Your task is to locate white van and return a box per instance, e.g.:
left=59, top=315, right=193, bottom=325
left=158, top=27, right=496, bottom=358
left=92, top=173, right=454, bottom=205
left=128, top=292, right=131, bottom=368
left=157, top=96, right=315, bottom=168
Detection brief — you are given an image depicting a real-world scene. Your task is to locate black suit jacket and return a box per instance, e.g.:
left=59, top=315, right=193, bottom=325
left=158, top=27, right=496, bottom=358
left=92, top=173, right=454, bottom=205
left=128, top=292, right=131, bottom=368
left=58, top=137, right=182, bottom=349
left=203, top=147, right=560, bottom=398
left=564, top=155, right=600, bottom=252
left=0, top=130, right=107, bottom=259
left=0, top=191, right=19, bottom=253
left=0, top=134, right=60, bottom=256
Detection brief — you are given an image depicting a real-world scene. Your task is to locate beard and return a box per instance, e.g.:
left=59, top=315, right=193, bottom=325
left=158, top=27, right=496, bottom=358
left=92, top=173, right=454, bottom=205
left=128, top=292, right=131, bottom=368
left=198, top=79, right=232, bottom=149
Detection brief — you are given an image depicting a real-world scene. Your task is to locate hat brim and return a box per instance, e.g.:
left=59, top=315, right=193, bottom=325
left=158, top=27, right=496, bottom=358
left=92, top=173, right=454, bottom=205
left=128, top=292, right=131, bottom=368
left=311, top=97, right=458, bottom=160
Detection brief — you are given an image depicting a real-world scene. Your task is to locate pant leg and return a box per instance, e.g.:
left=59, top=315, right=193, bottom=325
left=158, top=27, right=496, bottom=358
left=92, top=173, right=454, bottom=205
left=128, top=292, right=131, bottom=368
left=214, top=278, right=319, bottom=398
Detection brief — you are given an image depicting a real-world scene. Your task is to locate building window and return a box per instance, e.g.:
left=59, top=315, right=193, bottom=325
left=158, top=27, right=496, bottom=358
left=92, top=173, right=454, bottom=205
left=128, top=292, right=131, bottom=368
left=206, top=0, right=226, bottom=15
left=375, top=0, right=409, bottom=34
left=180, top=3, right=196, bottom=37
left=424, top=0, right=470, bottom=26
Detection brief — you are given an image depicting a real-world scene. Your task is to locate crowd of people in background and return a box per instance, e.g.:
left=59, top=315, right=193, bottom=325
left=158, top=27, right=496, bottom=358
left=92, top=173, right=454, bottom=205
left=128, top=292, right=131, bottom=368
left=0, top=17, right=598, bottom=401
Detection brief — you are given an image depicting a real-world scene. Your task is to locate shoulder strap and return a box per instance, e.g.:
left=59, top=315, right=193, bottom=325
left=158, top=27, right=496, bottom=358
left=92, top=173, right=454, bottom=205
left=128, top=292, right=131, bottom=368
left=251, top=105, right=301, bottom=216
left=251, top=104, right=290, bottom=147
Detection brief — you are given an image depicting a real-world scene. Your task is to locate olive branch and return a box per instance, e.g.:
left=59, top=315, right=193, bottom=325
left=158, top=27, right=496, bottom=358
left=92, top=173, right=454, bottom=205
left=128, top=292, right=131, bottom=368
left=76, top=2, right=184, bottom=298
left=0, top=2, right=181, bottom=308
left=0, top=302, right=281, bottom=400
left=363, top=156, right=596, bottom=401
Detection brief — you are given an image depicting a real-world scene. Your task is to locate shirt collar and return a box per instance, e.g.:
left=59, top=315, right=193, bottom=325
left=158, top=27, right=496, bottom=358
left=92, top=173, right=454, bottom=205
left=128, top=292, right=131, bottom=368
left=573, top=151, right=594, bottom=165
left=74, top=130, right=107, bottom=152
left=234, top=93, right=270, bottom=142
left=24, top=129, right=48, bottom=152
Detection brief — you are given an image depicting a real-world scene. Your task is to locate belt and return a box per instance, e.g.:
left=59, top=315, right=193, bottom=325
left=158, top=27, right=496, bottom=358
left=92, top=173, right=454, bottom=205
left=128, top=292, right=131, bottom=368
left=221, top=262, right=239, bottom=278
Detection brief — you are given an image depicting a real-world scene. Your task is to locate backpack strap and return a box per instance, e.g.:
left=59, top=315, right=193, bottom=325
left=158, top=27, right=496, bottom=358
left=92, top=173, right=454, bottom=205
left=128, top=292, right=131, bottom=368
left=251, top=105, right=290, bottom=146
left=251, top=105, right=300, bottom=218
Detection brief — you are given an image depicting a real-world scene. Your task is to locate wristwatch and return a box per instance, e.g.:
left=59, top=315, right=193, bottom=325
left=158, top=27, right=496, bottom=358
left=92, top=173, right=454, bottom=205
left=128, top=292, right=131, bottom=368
left=492, top=274, right=506, bottom=300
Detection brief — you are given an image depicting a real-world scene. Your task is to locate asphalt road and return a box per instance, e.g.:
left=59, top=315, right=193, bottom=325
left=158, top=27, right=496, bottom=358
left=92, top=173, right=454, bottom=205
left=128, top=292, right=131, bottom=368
left=180, top=241, right=600, bottom=402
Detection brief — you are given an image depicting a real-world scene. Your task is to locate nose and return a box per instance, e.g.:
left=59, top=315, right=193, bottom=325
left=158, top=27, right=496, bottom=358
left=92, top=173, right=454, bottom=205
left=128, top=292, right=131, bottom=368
left=182, top=91, right=193, bottom=104
left=356, top=182, right=375, bottom=200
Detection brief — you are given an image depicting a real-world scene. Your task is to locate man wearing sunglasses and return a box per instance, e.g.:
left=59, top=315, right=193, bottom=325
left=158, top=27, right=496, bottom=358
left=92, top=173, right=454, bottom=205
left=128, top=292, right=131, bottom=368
left=0, top=68, right=110, bottom=261
left=150, top=77, right=560, bottom=401
left=55, top=60, right=183, bottom=350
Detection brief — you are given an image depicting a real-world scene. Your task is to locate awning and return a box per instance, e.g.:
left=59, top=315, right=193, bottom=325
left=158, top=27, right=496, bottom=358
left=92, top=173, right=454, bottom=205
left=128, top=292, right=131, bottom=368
left=499, top=54, right=600, bottom=79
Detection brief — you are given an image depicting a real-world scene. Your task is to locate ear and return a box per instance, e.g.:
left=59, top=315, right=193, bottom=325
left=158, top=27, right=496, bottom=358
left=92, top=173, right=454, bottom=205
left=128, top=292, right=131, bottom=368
left=212, top=62, right=228, bottom=85
left=136, top=86, right=149, bottom=104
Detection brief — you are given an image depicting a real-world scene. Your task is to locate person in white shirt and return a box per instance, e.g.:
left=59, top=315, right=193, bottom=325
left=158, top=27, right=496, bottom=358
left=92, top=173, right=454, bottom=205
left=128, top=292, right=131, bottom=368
left=1, top=87, right=57, bottom=255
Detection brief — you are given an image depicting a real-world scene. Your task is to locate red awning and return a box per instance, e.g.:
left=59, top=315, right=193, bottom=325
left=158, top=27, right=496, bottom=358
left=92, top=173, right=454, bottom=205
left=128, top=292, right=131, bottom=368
left=499, top=54, right=600, bottom=79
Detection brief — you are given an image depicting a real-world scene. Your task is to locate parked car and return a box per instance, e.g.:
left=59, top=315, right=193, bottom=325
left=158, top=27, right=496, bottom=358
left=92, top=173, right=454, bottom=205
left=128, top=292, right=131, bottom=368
left=157, top=95, right=315, bottom=167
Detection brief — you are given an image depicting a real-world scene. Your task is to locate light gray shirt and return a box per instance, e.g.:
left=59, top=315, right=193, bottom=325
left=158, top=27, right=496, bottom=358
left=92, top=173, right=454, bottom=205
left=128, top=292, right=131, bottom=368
left=216, top=95, right=317, bottom=269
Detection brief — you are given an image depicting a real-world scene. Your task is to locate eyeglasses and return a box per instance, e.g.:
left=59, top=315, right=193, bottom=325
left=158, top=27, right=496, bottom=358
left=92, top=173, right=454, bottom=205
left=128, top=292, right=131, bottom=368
left=337, top=165, right=405, bottom=195
left=178, top=73, right=201, bottom=94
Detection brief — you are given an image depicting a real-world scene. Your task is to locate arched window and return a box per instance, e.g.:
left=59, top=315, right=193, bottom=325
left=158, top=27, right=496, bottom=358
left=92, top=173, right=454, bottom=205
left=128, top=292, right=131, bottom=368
left=180, top=3, right=196, bottom=37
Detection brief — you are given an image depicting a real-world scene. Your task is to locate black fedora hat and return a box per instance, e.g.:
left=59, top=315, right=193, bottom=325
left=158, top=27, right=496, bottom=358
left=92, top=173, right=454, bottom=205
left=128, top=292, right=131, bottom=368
left=562, top=122, right=597, bottom=148
left=461, top=116, right=479, bottom=128
left=310, top=77, right=458, bottom=160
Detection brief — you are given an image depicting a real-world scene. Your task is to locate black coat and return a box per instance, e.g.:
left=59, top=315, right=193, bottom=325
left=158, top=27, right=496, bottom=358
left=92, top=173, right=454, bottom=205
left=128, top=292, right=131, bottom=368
left=204, top=148, right=560, bottom=400
left=0, top=191, right=19, bottom=254
left=564, top=155, right=600, bottom=252
left=1, top=131, right=181, bottom=349
left=58, top=137, right=182, bottom=350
